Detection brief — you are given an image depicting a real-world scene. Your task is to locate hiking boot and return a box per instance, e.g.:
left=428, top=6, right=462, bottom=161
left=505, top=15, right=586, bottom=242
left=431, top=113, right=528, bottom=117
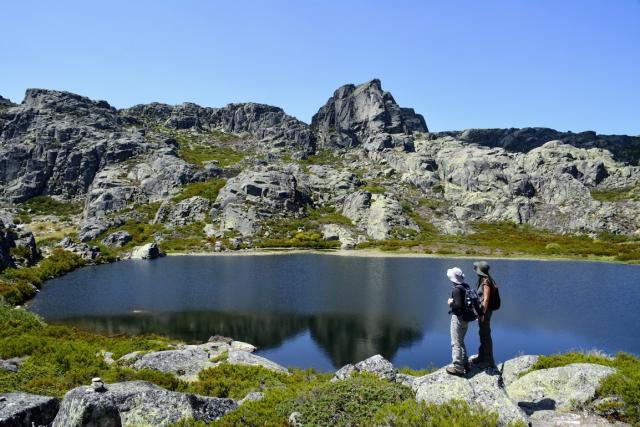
left=469, top=356, right=482, bottom=365
left=464, top=362, right=471, bottom=373
left=446, top=365, right=465, bottom=376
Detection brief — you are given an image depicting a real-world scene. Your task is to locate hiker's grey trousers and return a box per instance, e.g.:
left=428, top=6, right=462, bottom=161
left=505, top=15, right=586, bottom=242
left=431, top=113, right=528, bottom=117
left=450, top=314, right=469, bottom=369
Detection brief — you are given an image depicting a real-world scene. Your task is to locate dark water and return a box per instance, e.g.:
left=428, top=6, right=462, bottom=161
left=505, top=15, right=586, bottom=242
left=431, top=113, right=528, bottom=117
left=29, top=254, right=640, bottom=371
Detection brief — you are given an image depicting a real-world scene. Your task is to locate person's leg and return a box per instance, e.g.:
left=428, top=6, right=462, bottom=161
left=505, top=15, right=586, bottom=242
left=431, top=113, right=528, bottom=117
left=450, top=315, right=467, bottom=371
left=478, top=311, right=495, bottom=367
left=460, top=318, right=469, bottom=367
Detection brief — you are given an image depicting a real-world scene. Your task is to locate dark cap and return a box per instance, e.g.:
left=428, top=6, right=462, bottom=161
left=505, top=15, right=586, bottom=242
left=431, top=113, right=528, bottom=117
left=473, top=261, right=490, bottom=277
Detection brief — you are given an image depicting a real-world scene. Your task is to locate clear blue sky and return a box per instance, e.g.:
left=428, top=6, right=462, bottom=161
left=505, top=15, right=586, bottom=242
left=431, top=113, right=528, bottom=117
left=2, top=0, right=639, bottom=135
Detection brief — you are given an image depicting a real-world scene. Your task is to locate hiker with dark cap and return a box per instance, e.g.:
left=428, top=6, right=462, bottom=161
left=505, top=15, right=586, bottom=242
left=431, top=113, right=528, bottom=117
left=446, top=267, right=479, bottom=376
left=470, top=261, right=500, bottom=369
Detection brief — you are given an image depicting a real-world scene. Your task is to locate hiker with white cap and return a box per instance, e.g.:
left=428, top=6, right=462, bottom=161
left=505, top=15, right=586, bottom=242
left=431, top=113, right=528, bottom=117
left=446, top=266, right=480, bottom=376
left=470, top=261, right=501, bottom=369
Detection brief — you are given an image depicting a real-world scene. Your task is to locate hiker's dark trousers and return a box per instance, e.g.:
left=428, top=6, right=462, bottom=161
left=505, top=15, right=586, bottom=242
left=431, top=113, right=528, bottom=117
left=478, top=311, right=494, bottom=365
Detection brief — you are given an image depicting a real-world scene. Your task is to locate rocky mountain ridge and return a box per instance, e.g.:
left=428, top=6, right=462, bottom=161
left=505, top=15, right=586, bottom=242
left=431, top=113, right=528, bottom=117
left=1, top=79, right=639, bottom=267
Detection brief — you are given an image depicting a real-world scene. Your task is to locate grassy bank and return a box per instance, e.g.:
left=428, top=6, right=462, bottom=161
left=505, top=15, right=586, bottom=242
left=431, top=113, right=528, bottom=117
left=358, top=221, right=640, bottom=264
left=0, top=249, right=86, bottom=305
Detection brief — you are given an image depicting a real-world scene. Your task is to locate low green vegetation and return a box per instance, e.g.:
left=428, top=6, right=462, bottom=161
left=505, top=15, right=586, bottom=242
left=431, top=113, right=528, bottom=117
left=0, top=303, right=175, bottom=397
left=525, top=352, right=640, bottom=425
left=178, top=143, right=245, bottom=168
left=362, top=184, right=386, bottom=194
left=299, top=149, right=344, bottom=167
left=18, top=196, right=83, bottom=218
left=172, top=179, right=226, bottom=203
left=0, top=249, right=85, bottom=305
left=159, top=221, right=212, bottom=253
left=256, top=214, right=340, bottom=249
left=97, top=220, right=163, bottom=251
left=360, top=203, right=640, bottom=263
left=306, top=205, right=352, bottom=226
left=168, top=128, right=244, bottom=168
left=373, top=399, right=505, bottom=427
left=591, top=186, right=640, bottom=202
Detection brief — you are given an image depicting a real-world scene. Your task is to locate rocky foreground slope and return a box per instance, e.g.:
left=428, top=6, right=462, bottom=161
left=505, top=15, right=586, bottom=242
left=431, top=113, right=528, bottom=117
left=0, top=339, right=627, bottom=426
left=1, top=79, right=640, bottom=267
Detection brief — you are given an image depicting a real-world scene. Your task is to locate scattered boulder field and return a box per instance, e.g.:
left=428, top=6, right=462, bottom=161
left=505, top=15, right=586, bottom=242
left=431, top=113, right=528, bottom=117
left=0, top=341, right=627, bottom=426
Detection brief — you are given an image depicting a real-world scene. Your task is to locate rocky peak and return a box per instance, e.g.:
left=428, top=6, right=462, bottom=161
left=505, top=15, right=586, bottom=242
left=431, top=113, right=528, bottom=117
left=0, top=95, right=14, bottom=106
left=312, top=79, right=428, bottom=151
left=22, top=88, right=114, bottom=114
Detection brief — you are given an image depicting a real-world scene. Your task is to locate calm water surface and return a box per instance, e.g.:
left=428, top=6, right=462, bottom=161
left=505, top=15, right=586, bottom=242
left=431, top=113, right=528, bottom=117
left=29, top=254, right=640, bottom=371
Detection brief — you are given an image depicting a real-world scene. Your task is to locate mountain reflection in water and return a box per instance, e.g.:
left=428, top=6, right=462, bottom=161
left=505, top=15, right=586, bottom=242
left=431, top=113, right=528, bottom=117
left=56, top=310, right=422, bottom=367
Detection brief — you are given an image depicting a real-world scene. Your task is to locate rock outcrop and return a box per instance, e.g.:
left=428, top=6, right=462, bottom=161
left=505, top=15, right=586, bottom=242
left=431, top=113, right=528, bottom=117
left=130, top=242, right=162, bottom=260
left=0, top=220, right=39, bottom=272
left=446, top=127, right=640, bottom=166
left=122, top=339, right=286, bottom=381
left=506, top=363, right=615, bottom=413
left=212, top=166, right=311, bottom=236
left=413, top=366, right=528, bottom=426
left=333, top=354, right=397, bottom=381
left=312, top=79, right=427, bottom=151
left=52, top=381, right=236, bottom=426
left=0, top=392, right=59, bottom=427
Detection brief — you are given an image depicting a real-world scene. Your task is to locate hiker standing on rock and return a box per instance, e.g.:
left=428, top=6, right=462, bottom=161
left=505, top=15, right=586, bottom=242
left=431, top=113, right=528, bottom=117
left=470, top=261, right=500, bottom=369
left=446, top=267, right=478, bottom=376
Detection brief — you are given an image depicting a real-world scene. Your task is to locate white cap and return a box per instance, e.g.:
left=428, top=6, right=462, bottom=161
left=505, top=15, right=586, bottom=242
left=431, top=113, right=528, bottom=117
left=446, top=267, right=465, bottom=284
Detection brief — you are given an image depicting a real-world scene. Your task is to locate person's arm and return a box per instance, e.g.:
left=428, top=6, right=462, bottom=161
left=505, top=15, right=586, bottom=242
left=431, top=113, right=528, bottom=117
left=482, top=279, right=491, bottom=314
left=451, top=287, right=464, bottom=313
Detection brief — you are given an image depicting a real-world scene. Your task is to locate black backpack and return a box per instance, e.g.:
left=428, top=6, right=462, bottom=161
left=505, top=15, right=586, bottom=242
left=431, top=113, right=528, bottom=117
left=489, top=286, right=501, bottom=311
left=455, top=283, right=481, bottom=322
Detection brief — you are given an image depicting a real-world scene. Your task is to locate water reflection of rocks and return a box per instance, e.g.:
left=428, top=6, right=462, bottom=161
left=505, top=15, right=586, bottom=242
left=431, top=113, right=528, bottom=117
left=58, top=310, right=422, bottom=367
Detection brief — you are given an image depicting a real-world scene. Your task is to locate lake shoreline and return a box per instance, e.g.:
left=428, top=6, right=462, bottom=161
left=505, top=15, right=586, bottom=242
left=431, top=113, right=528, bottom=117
left=164, top=247, right=637, bottom=265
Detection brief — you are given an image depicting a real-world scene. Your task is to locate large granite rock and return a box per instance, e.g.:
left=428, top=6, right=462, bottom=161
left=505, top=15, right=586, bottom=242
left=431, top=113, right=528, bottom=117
left=52, top=380, right=237, bottom=426
left=332, top=354, right=397, bottom=381
left=506, top=363, right=615, bottom=413
left=312, top=79, right=427, bottom=151
left=130, top=242, right=162, bottom=260
left=342, top=191, right=418, bottom=240
left=0, top=221, right=39, bottom=271
left=212, top=167, right=311, bottom=236
left=413, top=366, right=528, bottom=426
left=500, top=354, right=539, bottom=387
left=0, top=392, right=59, bottom=427
left=154, top=196, right=211, bottom=226
left=125, top=340, right=286, bottom=381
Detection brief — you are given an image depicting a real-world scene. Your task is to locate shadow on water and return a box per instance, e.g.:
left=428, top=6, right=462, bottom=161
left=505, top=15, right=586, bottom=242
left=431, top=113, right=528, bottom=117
left=55, top=310, right=423, bottom=367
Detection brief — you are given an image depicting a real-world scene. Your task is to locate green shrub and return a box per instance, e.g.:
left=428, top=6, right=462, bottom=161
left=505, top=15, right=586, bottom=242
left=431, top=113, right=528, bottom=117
left=178, top=141, right=244, bottom=168
left=373, top=399, right=501, bottom=427
left=188, top=363, right=291, bottom=399
left=0, top=249, right=86, bottom=305
left=19, top=196, right=82, bottom=217
left=0, top=303, right=172, bottom=397
left=293, top=373, right=412, bottom=426
left=363, top=184, right=386, bottom=194
left=172, top=179, right=226, bottom=203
